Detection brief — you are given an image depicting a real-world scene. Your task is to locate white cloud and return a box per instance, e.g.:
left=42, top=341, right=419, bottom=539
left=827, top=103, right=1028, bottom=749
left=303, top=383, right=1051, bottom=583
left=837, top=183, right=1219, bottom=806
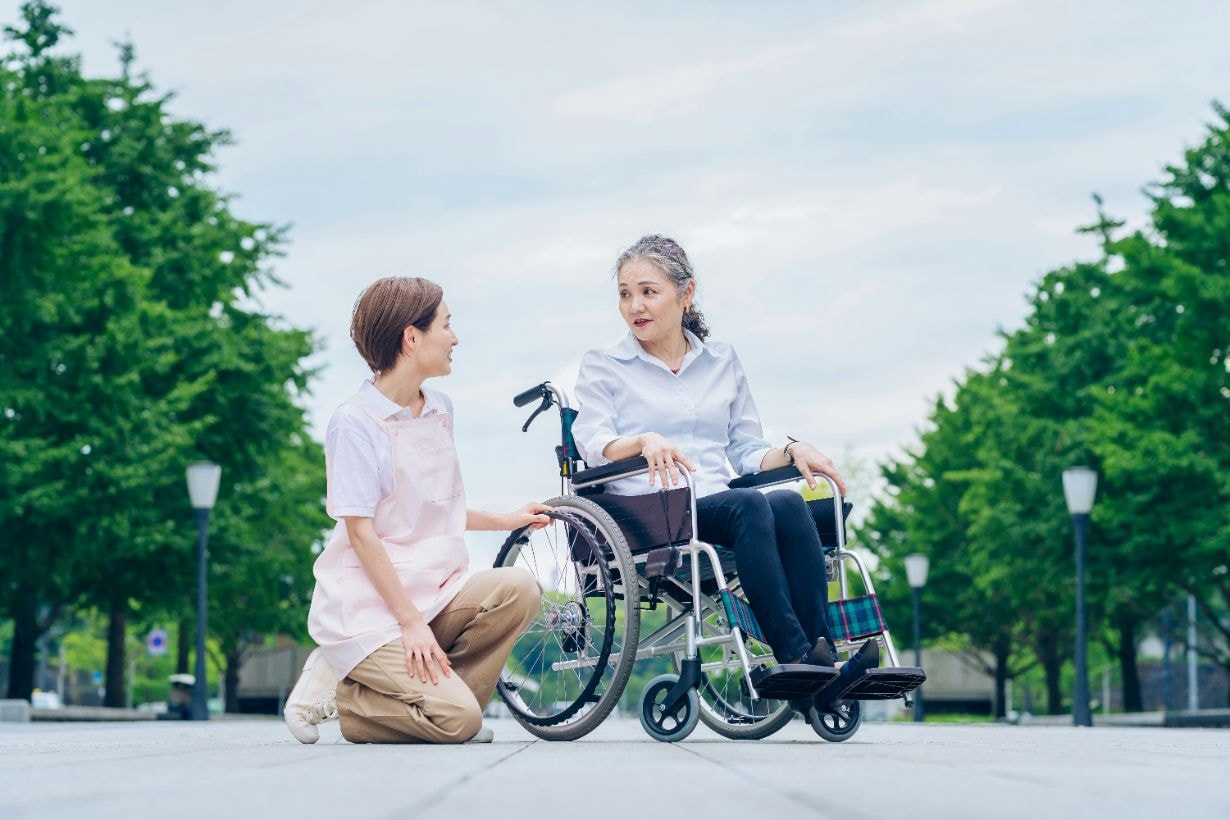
left=29, top=0, right=1230, bottom=518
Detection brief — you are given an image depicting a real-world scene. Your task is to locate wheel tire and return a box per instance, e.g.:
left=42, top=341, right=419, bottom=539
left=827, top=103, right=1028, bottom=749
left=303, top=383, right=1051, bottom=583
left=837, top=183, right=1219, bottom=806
left=808, top=699, right=862, bottom=742
left=639, top=674, right=700, bottom=743
left=494, top=496, right=640, bottom=741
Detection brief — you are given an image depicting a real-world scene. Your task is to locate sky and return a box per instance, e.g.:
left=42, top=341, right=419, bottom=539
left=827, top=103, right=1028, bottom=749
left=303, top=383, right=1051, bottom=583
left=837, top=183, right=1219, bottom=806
left=12, top=0, right=1230, bottom=558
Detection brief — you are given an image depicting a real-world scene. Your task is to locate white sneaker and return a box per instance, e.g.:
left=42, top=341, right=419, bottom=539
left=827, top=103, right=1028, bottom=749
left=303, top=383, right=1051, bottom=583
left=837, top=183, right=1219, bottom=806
left=283, top=648, right=338, bottom=744
left=466, top=725, right=494, bottom=743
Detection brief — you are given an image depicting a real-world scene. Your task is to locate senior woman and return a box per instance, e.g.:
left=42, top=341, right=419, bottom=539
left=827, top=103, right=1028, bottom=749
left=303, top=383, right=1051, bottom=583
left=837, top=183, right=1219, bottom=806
left=572, top=235, right=878, bottom=703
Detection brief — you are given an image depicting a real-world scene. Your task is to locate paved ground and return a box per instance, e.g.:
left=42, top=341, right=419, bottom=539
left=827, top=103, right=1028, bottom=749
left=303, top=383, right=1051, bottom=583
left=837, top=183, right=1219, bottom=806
left=2, top=717, right=1227, bottom=819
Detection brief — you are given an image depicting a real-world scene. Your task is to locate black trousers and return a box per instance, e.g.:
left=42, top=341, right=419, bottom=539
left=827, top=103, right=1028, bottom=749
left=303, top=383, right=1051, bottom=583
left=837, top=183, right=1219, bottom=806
left=696, top=488, right=833, bottom=663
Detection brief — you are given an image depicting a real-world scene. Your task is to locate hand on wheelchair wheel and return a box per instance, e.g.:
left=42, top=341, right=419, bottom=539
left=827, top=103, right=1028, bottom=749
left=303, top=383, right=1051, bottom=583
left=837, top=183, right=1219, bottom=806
left=637, top=432, right=696, bottom=488
left=505, top=502, right=552, bottom=531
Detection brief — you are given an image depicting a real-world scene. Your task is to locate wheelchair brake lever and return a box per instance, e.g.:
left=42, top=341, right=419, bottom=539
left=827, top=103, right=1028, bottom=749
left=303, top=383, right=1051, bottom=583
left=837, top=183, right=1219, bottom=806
left=521, top=395, right=552, bottom=432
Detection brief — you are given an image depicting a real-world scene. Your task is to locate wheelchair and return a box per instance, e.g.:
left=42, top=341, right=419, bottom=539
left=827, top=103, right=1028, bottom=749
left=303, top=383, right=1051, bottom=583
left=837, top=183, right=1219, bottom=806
left=493, top=381, right=924, bottom=743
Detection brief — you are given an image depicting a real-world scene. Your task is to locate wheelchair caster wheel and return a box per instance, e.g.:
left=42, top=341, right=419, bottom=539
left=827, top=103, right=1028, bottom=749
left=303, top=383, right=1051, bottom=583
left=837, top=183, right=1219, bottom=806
left=808, top=699, right=862, bottom=742
left=639, top=674, right=700, bottom=743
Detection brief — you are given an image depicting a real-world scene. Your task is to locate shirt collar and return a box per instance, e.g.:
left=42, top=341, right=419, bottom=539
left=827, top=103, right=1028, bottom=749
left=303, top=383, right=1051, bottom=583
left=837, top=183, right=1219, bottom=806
left=605, top=328, right=725, bottom=369
left=357, top=379, right=442, bottom=419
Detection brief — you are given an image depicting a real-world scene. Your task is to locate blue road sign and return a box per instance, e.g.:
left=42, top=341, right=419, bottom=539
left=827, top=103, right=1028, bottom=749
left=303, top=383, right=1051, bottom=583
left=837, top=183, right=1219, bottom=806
left=147, top=628, right=169, bottom=657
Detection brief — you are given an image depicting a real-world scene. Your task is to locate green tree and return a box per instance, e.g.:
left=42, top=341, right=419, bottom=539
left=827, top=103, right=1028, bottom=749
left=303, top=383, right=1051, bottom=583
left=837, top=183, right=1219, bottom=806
left=861, top=105, right=1230, bottom=716
left=1091, top=105, right=1230, bottom=703
left=0, top=3, right=195, bottom=699
left=861, top=373, right=1042, bottom=718
left=0, top=2, right=323, bottom=705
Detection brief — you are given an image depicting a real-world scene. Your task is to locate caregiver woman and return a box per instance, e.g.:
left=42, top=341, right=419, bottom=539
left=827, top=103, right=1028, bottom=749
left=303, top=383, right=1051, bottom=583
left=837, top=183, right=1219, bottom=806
left=573, top=235, right=878, bottom=684
left=283, top=276, right=546, bottom=745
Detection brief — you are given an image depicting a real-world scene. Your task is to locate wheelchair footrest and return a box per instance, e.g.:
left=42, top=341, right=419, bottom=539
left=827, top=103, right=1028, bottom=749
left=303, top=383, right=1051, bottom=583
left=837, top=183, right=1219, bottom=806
left=841, top=667, right=926, bottom=701
left=750, top=664, right=840, bottom=700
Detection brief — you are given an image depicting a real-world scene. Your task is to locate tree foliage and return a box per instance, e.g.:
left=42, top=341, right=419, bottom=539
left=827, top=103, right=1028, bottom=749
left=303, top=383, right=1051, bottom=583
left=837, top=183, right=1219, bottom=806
left=860, top=104, right=1230, bottom=713
left=0, top=2, right=328, bottom=704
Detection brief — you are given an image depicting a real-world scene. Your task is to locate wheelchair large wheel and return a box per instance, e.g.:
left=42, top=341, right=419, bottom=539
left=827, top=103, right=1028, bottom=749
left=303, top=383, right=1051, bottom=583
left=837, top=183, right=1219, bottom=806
left=494, top=496, right=640, bottom=741
left=808, top=699, right=862, bottom=742
left=671, top=596, right=794, bottom=740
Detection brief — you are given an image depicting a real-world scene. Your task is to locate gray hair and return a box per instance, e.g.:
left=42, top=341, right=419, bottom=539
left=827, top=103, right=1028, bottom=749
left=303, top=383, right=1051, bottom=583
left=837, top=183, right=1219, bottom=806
left=614, top=234, right=710, bottom=340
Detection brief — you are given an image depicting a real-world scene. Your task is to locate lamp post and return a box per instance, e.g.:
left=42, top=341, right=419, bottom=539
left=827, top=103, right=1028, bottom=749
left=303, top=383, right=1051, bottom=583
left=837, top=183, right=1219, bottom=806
left=904, top=553, right=929, bottom=722
left=1187, top=593, right=1199, bottom=711
left=1062, top=466, right=1097, bottom=727
left=186, top=461, right=221, bottom=721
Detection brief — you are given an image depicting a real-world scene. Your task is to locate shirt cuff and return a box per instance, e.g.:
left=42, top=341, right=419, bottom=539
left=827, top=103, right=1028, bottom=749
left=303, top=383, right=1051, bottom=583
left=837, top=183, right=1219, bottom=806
left=329, top=505, right=375, bottom=520
left=742, top=446, right=774, bottom=476
left=580, top=434, right=620, bottom=467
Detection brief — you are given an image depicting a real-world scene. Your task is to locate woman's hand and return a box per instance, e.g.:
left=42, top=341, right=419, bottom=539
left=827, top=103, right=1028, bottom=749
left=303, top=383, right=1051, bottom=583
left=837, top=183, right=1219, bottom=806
left=467, top=505, right=551, bottom=532
left=505, top=503, right=552, bottom=531
left=639, top=432, right=697, bottom=489
left=401, top=620, right=452, bottom=685
left=789, top=442, right=846, bottom=497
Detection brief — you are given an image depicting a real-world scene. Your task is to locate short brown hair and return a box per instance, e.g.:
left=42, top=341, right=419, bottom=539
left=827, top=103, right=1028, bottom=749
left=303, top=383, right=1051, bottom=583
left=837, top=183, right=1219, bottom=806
left=350, top=276, right=444, bottom=374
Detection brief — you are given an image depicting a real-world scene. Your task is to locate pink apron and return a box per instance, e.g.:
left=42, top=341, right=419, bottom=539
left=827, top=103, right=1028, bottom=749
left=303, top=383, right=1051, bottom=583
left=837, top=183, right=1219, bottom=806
left=307, top=398, right=470, bottom=679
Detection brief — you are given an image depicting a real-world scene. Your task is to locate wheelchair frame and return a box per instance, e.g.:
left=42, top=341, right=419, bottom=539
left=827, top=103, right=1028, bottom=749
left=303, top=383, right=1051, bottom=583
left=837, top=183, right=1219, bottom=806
left=497, top=381, right=912, bottom=742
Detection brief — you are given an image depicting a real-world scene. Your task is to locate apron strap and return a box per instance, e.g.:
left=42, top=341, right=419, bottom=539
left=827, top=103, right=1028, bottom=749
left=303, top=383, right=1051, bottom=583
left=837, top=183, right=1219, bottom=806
left=347, top=397, right=392, bottom=433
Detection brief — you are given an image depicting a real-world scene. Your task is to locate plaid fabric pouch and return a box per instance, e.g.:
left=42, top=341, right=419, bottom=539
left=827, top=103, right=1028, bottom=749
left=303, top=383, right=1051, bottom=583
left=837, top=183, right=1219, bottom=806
left=828, top=594, right=886, bottom=641
left=720, top=589, right=768, bottom=645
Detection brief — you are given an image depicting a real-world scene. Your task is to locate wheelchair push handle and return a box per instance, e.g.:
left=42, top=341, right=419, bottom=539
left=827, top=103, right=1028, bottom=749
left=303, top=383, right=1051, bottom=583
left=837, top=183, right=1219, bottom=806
left=513, top=382, right=549, bottom=408
left=513, top=381, right=559, bottom=433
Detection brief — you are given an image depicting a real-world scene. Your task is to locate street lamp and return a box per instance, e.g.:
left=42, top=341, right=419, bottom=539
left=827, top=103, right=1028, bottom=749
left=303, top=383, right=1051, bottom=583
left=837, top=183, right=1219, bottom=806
left=1062, top=466, right=1097, bottom=727
left=186, top=461, right=221, bottom=721
left=904, top=553, right=930, bottom=722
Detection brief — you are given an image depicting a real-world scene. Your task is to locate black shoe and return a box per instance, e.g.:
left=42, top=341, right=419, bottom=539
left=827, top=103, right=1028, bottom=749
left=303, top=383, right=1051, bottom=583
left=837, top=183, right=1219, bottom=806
left=812, top=640, right=880, bottom=714
left=801, top=636, right=838, bottom=668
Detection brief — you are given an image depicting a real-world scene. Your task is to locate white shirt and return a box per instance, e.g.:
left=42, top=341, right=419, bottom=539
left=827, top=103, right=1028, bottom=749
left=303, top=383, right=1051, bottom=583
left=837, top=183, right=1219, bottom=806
left=572, top=330, right=773, bottom=497
left=325, top=380, right=453, bottom=519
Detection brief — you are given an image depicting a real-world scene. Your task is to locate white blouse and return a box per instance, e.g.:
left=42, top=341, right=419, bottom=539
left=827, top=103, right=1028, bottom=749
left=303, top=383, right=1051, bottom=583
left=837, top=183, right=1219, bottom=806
left=324, top=380, right=452, bottom=519
left=572, top=330, right=773, bottom=497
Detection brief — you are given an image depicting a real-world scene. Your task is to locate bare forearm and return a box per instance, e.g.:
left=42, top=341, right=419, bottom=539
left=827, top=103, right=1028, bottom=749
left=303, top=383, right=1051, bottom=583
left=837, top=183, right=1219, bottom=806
left=759, top=446, right=793, bottom=471
left=601, top=434, right=646, bottom=461
left=469, top=503, right=553, bottom=532
left=467, top=509, right=509, bottom=531
left=760, top=440, right=845, bottom=496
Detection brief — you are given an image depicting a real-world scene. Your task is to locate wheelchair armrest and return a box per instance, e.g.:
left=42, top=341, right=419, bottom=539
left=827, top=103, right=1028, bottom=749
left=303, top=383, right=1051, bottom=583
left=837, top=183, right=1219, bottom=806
left=572, top=456, right=650, bottom=487
left=727, top=465, right=807, bottom=490
left=730, top=466, right=852, bottom=550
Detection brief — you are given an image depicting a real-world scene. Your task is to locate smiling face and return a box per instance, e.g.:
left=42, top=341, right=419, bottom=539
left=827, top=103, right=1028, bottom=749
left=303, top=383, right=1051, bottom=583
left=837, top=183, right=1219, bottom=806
left=617, top=258, right=694, bottom=346
left=405, top=300, right=458, bottom=377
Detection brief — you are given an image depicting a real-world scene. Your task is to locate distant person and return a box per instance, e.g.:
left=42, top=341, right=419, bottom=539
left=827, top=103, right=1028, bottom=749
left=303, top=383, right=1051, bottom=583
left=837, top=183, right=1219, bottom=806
left=571, top=235, right=880, bottom=710
left=283, top=276, right=547, bottom=744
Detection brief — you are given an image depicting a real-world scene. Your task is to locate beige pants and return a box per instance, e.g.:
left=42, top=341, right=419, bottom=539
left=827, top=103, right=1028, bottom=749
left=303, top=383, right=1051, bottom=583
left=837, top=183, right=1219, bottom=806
left=336, top=567, right=539, bottom=744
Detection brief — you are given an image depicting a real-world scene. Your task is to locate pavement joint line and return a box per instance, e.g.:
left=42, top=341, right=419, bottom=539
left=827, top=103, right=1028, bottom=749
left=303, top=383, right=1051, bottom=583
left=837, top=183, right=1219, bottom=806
left=387, top=740, right=537, bottom=820
left=673, top=742, right=860, bottom=820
